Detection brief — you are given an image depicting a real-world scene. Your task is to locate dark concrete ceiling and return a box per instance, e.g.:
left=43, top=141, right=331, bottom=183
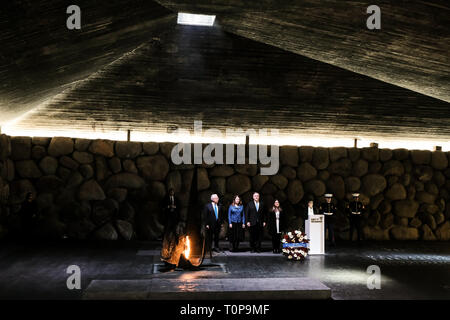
left=157, top=0, right=450, bottom=102
left=0, top=0, right=449, bottom=147
left=0, top=0, right=175, bottom=124
left=6, top=24, right=450, bottom=145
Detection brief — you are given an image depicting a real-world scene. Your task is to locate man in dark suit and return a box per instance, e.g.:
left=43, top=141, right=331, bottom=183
left=202, top=193, right=223, bottom=254
left=245, top=192, right=266, bottom=253
left=160, top=188, right=182, bottom=270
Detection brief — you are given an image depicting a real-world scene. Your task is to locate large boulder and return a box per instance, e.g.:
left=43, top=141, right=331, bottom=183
left=115, top=141, right=142, bottom=159
left=159, top=142, right=176, bottom=160
left=385, top=183, right=407, bottom=200
left=328, top=158, right=352, bottom=177
left=0, top=134, right=11, bottom=160
left=382, top=160, right=404, bottom=176
left=279, top=146, right=299, bottom=167
left=94, top=223, right=118, bottom=240
left=31, top=145, right=46, bottom=160
left=393, top=149, right=409, bottom=160
left=270, top=174, right=288, bottom=190
left=380, top=213, right=394, bottom=229
left=227, top=174, right=252, bottom=195
left=10, top=137, right=31, bottom=160
left=59, top=156, right=79, bottom=170
left=326, top=175, right=346, bottom=199
left=197, top=168, right=210, bottom=191
left=72, top=151, right=93, bottom=164
left=35, top=176, right=63, bottom=194
left=304, top=179, right=326, bottom=197
left=280, top=166, right=296, bottom=179
left=379, top=149, right=393, bottom=162
left=416, top=191, right=436, bottom=204
left=115, top=220, right=133, bottom=240
left=411, top=150, right=431, bottom=165
left=123, top=159, right=138, bottom=174
left=104, top=173, right=145, bottom=190
left=79, top=164, right=94, bottom=179
left=299, top=146, right=314, bottom=162
left=107, top=188, right=128, bottom=203
left=393, top=200, right=419, bottom=218
left=234, top=164, right=258, bottom=176
left=210, top=177, right=226, bottom=195
left=421, top=224, right=437, bottom=240
left=10, top=179, right=36, bottom=203
left=431, top=151, right=448, bottom=170
left=362, top=174, right=387, bottom=197
left=363, top=226, right=389, bottom=240
left=348, top=148, right=360, bottom=162
left=136, top=155, right=169, bottom=181
left=252, top=175, right=269, bottom=191
left=390, top=226, right=419, bottom=240
left=345, top=176, right=361, bottom=192
left=48, top=137, right=74, bottom=157
left=209, top=165, right=234, bottom=177
left=67, top=172, right=83, bottom=188
left=287, top=180, right=304, bottom=204
left=352, top=159, right=368, bottom=177
left=16, top=160, right=42, bottom=178
left=312, top=148, right=329, bottom=170
left=296, top=162, right=317, bottom=182
left=361, top=147, right=379, bottom=162
left=89, top=139, right=115, bottom=158
left=166, top=170, right=182, bottom=193
left=142, top=142, right=159, bottom=155
left=261, top=182, right=277, bottom=195
left=435, top=221, right=450, bottom=240
left=329, top=147, right=347, bottom=162
left=415, top=165, right=433, bottom=182
left=108, top=157, right=122, bottom=174
left=78, top=180, right=106, bottom=201
left=74, top=139, right=91, bottom=151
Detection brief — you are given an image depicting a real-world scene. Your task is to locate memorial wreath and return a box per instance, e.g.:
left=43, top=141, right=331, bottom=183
left=281, top=230, right=309, bottom=261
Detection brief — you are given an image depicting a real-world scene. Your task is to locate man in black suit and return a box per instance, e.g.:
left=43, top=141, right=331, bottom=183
left=160, top=188, right=182, bottom=270
left=202, top=193, right=223, bottom=254
left=245, top=192, right=266, bottom=253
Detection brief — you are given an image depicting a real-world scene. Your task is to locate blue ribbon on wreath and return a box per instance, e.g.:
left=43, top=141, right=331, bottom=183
left=282, top=243, right=308, bottom=248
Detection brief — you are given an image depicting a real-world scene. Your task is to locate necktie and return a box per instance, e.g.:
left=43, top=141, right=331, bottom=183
left=255, top=202, right=259, bottom=212
left=214, top=204, right=218, bottom=220
left=170, top=196, right=174, bottom=205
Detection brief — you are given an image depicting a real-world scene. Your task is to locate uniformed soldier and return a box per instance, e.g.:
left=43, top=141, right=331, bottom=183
left=346, top=193, right=365, bottom=241
left=319, top=193, right=336, bottom=246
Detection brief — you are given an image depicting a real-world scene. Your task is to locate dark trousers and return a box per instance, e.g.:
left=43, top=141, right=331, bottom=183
left=206, top=222, right=221, bottom=253
left=325, top=221, right=335, bottom=243
left=229, top=222, right=243, bottom=250
left=349, top=216, right=362, bottom=241
left=249, top=225, right=263, bottom=250
left=271, top=233, right=281, bottom=251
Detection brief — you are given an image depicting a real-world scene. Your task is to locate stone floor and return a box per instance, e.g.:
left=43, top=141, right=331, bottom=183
left=0, top=240, right=449, bottom=300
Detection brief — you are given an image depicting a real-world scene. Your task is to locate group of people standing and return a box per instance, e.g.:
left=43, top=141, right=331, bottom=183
left=202, top=192, right=285, bottom=254
left=160, top=188, right=367, bottom=265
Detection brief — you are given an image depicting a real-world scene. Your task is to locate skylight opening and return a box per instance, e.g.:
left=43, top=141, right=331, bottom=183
left=177, top=12, right=216, bottom=26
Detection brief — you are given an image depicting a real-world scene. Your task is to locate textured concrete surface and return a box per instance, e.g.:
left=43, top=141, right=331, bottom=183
left=83, top=277, right=331, bottom=300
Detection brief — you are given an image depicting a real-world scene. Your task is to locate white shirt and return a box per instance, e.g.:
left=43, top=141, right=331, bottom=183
left=275, top=210, right=280, bottom=233
left=308, top=207, right=314, bottom=216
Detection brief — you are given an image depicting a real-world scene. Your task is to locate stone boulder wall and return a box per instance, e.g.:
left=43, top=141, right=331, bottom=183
left=1, top=135, right=449, bottom=241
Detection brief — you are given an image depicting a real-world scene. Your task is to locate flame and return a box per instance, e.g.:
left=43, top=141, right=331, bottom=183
left=184, top=236, right=190, bottom=260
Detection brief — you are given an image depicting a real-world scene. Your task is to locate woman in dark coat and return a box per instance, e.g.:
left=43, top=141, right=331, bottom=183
left=268, top=199, right=284, bottom=253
